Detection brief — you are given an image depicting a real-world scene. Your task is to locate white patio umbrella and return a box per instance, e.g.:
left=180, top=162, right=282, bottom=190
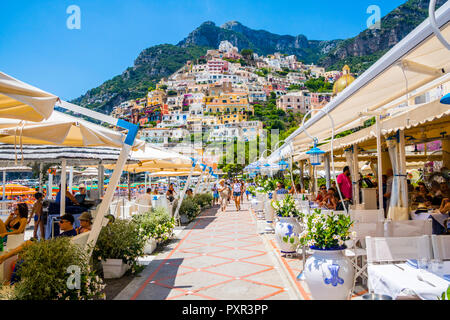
left=0, top=111, right=145, bottom=150
left=0, top=71, right=58, bottom=122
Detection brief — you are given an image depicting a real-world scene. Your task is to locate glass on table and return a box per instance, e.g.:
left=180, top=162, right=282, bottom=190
left=430, top=259, right=444, bottom=275
left=418, top=258, right=430, bottom=271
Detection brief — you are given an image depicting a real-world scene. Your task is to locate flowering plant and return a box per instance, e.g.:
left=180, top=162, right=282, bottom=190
left=299, top=209, right=353, bottom=250
left=271, top=195, right=302, bottom=218
left=93, top=219, right=146, bottom=274
left=11, top=238, right=105, bottom=300
left=132, top=207, right=175, bottom=243
left=262, top=179, right=277, bottom=193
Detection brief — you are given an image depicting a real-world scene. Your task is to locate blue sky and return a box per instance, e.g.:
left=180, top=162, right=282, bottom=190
left=0, top=0, right=406, bottom=101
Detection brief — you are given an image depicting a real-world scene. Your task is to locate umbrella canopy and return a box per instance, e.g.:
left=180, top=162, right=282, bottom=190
left=148, top=171, right=201, bottom=177
left=0, top=111, right=145, bottom=150
left=0, top=71, right=59, bottom=122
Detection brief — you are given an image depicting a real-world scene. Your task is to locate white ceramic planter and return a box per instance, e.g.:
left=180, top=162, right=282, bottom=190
left=102, top=259, right=130, bottom=279
left=264, top=193, right=275, bottom=222
left=143, top=238, right=158, bottom=255
left=275, top=217, right=302, bottom=254
left=180, top=214, right=190, bottom=224
left=304, top=248, right=354, bottom=300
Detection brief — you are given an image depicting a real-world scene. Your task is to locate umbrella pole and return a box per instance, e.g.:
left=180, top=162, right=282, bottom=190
left=68, top=166, right=73, bottom=195
left=39, top=163, right=43, bottom=193
left=376, top=115, right=384, bottom=212
left=47, top=172, right=53, bottom=200
left=60, top=159, right=67, bottom=216
left=174, top=161, right=196, bottom=224
left=2, top=170, right=5, bottom=200
left=87, top=144, right=133, bottom=257
left=128, top=172, right=131, bottom=202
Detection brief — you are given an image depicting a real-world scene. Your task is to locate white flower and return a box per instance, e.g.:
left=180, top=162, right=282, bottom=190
left=333, top=234, right=339, bottom=240
left=338, top=239, right=344, bottom=246
left=311, top=227, right=317, bottom=233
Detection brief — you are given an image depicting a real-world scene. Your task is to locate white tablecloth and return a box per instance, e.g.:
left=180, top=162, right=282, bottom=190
left=368, top=262, right=450, bottom=300
left=410, top=210, right=449, bottom=227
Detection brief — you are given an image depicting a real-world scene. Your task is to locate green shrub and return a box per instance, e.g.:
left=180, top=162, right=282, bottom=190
left=179, top=197, right=201, bottom=221
left=132, top=207, right=176, bottom=243
left=93, top=219, right=146, bottom=273
left=12, top=238, right=105, bottom=300
left=193, top=193, right=213, bottom=208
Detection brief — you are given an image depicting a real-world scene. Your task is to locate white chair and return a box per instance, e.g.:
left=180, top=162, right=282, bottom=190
left=384, top=219, right=432, bottom=237
left=431, top=235, right=450, bottom=260
left=71, top=231, right=91, bottom=248
left=366, top=235, right=433, bottom=264
left=6, top=233, right=25, bottom=251
left=345, top=222, right=384, bottom=294
left=349, top=209, right=384, bottom=223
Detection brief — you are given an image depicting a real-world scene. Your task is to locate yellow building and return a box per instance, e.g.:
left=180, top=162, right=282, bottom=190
left=205, top=93, right=253, bottom=114
left=217, top=112, right=248, bottom=124
left=147, top=89, right=166, bottom=106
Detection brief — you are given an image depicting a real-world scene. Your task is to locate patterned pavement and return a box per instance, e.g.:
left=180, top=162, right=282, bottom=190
left=116, top=200, right=302, bottom=300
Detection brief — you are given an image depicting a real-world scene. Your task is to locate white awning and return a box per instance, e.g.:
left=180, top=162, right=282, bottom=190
left=294, top=98, right=450, bottom=161
left=286, top=3, right=450, bottom=154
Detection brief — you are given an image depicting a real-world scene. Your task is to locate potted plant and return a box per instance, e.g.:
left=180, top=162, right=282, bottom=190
left=193, top=193, right=213, bottom=209
left=132, top=207, right=176, bottom=255
left=178, top=197, right=201, bottom=223
left=271, top=195, right=303, bottom=254
left=93, top=219, right=146, bottom=279
left=299, top=209, right=354, bottom=300
left=9, top=238, right=105, bottom=300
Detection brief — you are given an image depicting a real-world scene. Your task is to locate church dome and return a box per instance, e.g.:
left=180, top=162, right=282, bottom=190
left=333, top=65, right=355, bottom=95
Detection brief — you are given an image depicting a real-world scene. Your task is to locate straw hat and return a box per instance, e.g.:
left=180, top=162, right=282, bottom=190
left=79, top=212, right=93, bottom=222
left=79, top=184, right=86, bottom=189
left=416, top=203, right=428, bottom=210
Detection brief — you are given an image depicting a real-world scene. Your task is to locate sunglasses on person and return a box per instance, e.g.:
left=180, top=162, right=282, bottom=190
left=59, top=220, right=70, bottom=224
left=320, top=187, right=327, bottom=190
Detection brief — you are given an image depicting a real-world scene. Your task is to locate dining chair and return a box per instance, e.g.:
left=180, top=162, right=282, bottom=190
left=431, top=234, right=450, bottom=261
left=345, top=222, right=384, bottom=294
left=384, top=219, right=432, bottom=237
left=365, top=235, right=433, bottom=264
left=349, top=209, right=384, bottom=223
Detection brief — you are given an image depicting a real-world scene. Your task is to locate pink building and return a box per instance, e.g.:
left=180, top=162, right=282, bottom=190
left=207, top=59, right=229, bottom=74
left=276, top=91, right=311, bottom=114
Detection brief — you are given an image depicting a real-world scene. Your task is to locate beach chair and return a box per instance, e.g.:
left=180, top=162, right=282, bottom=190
left=349, top=209, right=384, bottom=223
left=384, top=219, right=432, bottom=237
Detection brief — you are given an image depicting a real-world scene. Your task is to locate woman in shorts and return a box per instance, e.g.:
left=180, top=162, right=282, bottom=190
left=232, top=179, right=242, bottom=211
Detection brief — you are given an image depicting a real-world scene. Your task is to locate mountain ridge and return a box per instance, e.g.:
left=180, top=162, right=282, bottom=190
left=72, top=0, right=445, bottom=114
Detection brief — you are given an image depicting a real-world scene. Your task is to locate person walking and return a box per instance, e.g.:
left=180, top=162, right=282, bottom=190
left=218, top=180, right=228, bottom=212
left=232, top=179, right=242, bottom=211
left=212, top=183, right=219, bottom=206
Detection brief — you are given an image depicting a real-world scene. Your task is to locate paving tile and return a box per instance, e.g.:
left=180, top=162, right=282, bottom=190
left=198, top=279, right=281, bottom=300
left=155, top=270, right=233, bottom=292
left=204, top=261, right=272, bottom=278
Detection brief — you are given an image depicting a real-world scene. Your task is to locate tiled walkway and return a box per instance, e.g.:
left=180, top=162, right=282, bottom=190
left=116, top=200, right=302, bottom=300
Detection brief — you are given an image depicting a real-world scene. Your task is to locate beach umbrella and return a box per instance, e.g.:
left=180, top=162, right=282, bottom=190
left=0, top=71, right=58, bottom=122
left=0, top=110, right=144, bottom=150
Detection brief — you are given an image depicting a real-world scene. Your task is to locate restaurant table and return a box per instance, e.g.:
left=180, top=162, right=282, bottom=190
left=368, top=261, right=450, bottom=300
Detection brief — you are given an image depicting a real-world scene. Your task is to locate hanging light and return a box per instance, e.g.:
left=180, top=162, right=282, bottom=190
left=278, top=159, right=289, bottom=171
left=306, top=139, right=325, bottom=166
left=440, top=93, right=450, bottom=105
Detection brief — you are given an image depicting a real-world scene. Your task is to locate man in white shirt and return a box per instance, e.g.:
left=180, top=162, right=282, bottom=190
left=137, top=188, right=153, bottom=213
